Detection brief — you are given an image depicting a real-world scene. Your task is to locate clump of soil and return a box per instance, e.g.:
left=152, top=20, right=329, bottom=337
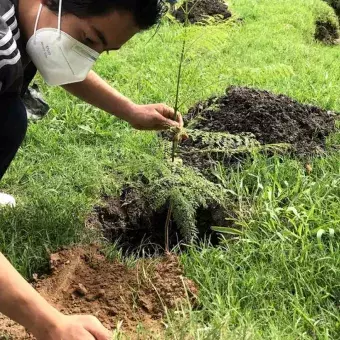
left=0, top=246, right=198, bottom=339
left=184, top=86, right=336, bottom=156
left=174, top=0, right=232, bottom=24
left=315, top=20, right=340, bottom=43
left=88, top=187, right=228, bottom=254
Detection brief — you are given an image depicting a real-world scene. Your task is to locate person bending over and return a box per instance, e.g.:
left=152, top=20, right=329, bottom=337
left=0, top=0, right=182, bottom=338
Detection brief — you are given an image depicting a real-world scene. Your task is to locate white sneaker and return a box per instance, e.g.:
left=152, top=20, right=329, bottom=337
left=0, top=193, right=16, bottom=208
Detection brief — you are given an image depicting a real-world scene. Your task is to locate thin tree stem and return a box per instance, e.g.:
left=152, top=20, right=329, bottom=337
left=171, top=38, right=186, bottom=162
left=165, top=4, right=189, bottom=252
left=165, top=202, right=173, bottom=253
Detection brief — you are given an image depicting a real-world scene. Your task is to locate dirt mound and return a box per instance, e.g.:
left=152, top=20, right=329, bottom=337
left=88, top=187, right=227, bottom=254
left=315, top=20, right=340, bottom=43
left=174, top=0, right=231, bottom=24
left=184, top=86, right=336, bottom=156
left=0, top=246, right=197, bottom=339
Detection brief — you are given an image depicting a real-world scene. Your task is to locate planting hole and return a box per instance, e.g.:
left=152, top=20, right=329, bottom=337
left=88, top=187, right=229, bottom=255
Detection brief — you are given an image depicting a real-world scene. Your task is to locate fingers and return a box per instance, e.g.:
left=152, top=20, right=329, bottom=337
left=83, top=333, right=96, bottom=340
left=178, top=112, right=184, bottom=128
left=80, top=316, right=111, bottom=340
left=157, top=104, right=184, bottom=128
left=163, top=118, right=180, bottom=130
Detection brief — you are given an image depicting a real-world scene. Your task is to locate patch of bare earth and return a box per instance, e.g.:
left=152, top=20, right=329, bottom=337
left=0, top=246, right=197, bottom=339
left=174, top=0, right=232, bottom=24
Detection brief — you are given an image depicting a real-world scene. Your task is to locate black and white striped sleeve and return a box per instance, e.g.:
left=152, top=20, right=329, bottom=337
left=0, top=6, right=21, bottom=94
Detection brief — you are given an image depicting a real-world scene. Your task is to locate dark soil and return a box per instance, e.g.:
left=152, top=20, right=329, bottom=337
left=174, top=0, right=232, bottom=24
left=87, top=187, right=228, bottom=254
left=170, top=86, right=338, bottom=173
left=0, top=246, right=198, bottom=339
left=185, top=86, right=336, bottom=155
left=315, top=20, right=339, bottom=43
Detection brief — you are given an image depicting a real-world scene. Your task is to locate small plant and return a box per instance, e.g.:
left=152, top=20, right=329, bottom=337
left=162, top=1, right=293, bottom=249
left=164, top=0, right=191, bottom=251
left=124, top=162, right=227, bottom=244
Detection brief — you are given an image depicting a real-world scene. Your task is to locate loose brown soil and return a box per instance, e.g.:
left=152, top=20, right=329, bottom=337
left=0, top=246, right=197, bottom=339
left=174, top=0, right=232, bottom=24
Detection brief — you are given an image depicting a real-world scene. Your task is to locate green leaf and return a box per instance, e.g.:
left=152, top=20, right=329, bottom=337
left=78, top=125, right=94, bottom=134
left=211, top=226, right=244, bottom=236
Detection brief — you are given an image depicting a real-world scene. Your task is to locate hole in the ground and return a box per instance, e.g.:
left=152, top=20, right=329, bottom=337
left=88, top=187, right=229, bottom=255
left=315, top=20, right=340, bottom=43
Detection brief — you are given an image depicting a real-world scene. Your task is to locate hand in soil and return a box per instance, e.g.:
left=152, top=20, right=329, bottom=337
left=129, top=103, right=183, bottom=130
left=36, top=314, right=111, bottom=340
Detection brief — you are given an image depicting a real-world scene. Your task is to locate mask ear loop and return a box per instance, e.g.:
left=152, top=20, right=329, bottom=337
left=33, top=4, right=43, bottom=43
left=57, top=0, right=63, bottom=39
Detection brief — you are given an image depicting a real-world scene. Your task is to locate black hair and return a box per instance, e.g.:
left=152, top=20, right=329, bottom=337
left=45, top=0, right=166, bottom=30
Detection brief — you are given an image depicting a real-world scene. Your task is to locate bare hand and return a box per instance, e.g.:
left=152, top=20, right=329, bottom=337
left=129, top=103, right=183, bottom=131
left=35, top=314, right=111, bottom=340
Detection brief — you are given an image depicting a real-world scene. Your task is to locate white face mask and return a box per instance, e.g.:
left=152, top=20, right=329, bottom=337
left=26, top=0, right=99, bottom=86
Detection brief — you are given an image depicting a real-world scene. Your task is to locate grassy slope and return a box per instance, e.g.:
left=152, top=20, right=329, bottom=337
left=0, top=0, right=339, bottom=338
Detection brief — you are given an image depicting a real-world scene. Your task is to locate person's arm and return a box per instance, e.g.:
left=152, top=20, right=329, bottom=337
left=0, top=252, right=110, bottom=340
left=62, top=70, right=183, bottom=130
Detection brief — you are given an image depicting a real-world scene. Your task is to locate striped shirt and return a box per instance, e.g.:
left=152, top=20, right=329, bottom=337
left=0, top=0, right=34, bottom=96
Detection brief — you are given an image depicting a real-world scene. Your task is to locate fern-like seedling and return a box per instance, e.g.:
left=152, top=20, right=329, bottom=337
left=164, top=0, right=193, bottom=252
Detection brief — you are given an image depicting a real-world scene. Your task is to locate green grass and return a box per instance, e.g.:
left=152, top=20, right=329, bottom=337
left=170, top=153, right=340, bottom=339
left=0, top=0, right=340, bottom=338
